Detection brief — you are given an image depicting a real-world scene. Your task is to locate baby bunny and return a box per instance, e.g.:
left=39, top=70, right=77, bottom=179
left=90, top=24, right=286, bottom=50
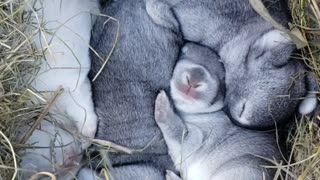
left=170, top=43, right=225, bottom=114
left=147, top=0, right=318, bottom=129
left=27, top=0, right=99, bottom=141
left=89, top=0, right=182, bottom=179
left=19, top=0, right=99, bottom=178
left=155, top=44, right=282, bottom=180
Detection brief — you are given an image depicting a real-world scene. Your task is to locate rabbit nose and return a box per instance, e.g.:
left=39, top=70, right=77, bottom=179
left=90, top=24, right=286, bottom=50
left=186, top=75, right=202, bottom=89
left=186, top=76, right=200, bottom=88
left=190, top=68, right=205, bottom=81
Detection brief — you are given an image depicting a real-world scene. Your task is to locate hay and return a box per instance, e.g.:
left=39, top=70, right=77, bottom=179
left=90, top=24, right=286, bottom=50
left=0, top=0, right=319, bottom=179
left=0, top=0, right=45, bottom=179
left=280, top=0, right=320, bottom=179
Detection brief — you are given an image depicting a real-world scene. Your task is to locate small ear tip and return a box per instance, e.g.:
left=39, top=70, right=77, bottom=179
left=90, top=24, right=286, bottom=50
left=157, top=90, right=168, bottom=99
left=182, top=46, right=188, bottom=53
left=299, top=97, right=318, bottom=115
left=160, top=90, right=166, bottom=95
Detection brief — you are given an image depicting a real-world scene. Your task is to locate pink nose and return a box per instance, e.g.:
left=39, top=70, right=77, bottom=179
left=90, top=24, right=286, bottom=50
left=186, top=76, right=201, bottom=88
left=177, top=83, right=197, bottom=99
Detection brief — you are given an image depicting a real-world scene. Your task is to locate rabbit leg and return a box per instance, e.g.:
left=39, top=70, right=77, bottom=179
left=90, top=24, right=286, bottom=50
left=155, top=91, right=186, bottom=145
left=154, top=91, right=187, bottom=162
left=145, top=0, right=180, bottom=32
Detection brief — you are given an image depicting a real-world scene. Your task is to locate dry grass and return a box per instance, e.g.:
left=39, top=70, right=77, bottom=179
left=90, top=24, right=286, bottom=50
left=0, top=0, right=319, bottom=180
left=285, top=0, right=320, bottom=179
left=286, top=116, right=320, bottom=180
left=0, top=0, right=45, bottom=179
left=0, top=1, right=125, bottom=179
left=267, top=0, right=320, bottom=179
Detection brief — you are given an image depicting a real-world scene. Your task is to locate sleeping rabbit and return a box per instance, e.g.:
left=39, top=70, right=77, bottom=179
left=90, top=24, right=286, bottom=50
left=155, top=43, right=282, bottom=180
left=146, top=0, right=318, bottom=129
left=88, top=0, right=183, bottom=179
left=19, top=0, right=99, bottom=178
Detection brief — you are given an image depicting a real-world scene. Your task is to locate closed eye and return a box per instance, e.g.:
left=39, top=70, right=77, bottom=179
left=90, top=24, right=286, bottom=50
left=255, top=51, right=266, bottom=59
left=272, top=61, right=288, bottom=69
left=245, top=46, right=266, bottom=63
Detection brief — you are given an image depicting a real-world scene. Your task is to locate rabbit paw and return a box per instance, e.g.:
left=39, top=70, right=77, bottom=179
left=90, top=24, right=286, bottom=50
left=155, top=90, right=171, bottom=123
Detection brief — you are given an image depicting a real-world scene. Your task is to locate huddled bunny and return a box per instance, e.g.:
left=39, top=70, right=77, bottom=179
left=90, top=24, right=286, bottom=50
left=146, top=0, right=318, bottom=129
left=19, top=0, right=317, bottom=179
left=154, top=43, right=282, bottom=180
left=19, top=0, right=99, bottom=178
left=88, top=0, right=182, bottom=179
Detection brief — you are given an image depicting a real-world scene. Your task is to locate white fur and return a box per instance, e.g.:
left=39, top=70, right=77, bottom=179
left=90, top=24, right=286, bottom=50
left=77, top=168, right=100, bottom=180
left=254, top=30, right=291, bottom=50
left=299, top=92, right=318, bottom=115
left=184, top=160, right=211, bottom=180
left=20, top=0, right=99, bottom=178
left=19, top=121, right=82, bottom=179
left=28, top=0, right=99, bottom=139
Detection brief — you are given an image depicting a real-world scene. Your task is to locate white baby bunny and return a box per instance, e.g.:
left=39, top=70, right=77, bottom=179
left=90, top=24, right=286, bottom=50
left=19, top=0, right=99, bottom=178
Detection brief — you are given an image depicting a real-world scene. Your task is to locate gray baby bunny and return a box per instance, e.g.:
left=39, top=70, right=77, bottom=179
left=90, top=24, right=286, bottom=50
left=147, top=0, right=318, bottom=129
left=89, top=0, right=182, bottom=179
left=155, top=43, right=281, bottom=180
left=170, top=43, right=225, bottom=114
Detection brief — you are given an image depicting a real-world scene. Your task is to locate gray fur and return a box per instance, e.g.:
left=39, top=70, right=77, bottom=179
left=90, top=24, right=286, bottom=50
left=112, top=165, right=164, bottom=180
left=147, top=0, right=318, bottom=129
left=76, top=166, right=161, bottom=180
left=89, top=0, right=182, bottom=178
left=155, top=44, right=281, bottom=179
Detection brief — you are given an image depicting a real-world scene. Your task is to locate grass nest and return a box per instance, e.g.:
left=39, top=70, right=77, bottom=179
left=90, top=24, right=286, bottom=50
left=279, top=0, right=320, bottom=179
left=0, top=0, right=46, bottom=179
left=0, top=0, right=319, bottom=180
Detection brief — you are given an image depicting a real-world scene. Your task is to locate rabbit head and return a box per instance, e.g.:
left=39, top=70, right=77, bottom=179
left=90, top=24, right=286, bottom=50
left=223, top=30, right=315, bottom=129
left=171, top=43, right=225, bottom=114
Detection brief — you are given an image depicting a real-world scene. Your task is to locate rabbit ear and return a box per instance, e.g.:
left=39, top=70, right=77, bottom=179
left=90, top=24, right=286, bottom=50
left=253, top=30, right=291, bottom=50
left=251, top=29, right=294, bottom=67
left=182, top=46, right=189, bottom=53
left=299, top=72, right=319, bottom=115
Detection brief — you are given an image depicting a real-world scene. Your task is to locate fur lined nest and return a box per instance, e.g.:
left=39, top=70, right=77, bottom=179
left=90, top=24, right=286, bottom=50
left=0, top=0, right=319, bottom=180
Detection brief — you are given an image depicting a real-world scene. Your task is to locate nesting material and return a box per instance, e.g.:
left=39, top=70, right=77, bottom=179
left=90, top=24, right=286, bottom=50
left=0, top=0, right=46, bottom=179
left=285, top=1, right=320, bottom=179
